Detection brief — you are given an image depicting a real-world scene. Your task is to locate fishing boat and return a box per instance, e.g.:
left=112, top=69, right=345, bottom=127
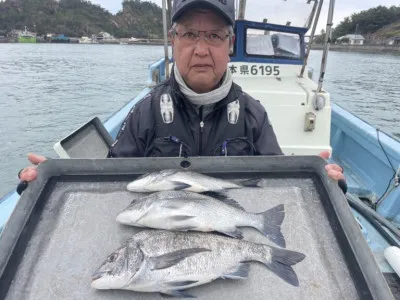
left=1, top=0, right=399, bottom=298
left=17, top=26, right=36, bottom=43
left=78, top=36, right=94, bottom=44
left=51, top=34, right=70, bottom=43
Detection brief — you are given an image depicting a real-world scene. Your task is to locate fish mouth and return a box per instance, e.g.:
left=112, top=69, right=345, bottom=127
left=91, top=270, right=110, bottom=281
left=116, top=213, right=126, bottom=224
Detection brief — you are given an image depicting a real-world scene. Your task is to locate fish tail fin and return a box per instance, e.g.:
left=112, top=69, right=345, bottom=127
left=255, top=204, right=286, bottom=248
left=262, top=247, right=306, bottom=286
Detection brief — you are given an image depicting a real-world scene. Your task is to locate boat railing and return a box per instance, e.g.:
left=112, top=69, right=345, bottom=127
left=148, top=57, right=169, bottom=87
left=331, top=103, right=400, bottom=223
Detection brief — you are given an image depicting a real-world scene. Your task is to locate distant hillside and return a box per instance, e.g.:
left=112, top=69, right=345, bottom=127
left=371, top=21, right=400, bottom=39
left=113, top=0, right=164, bottom=38
left=0, top=0, right=164, bottom=38
left=332, top=5, right=400, bottom=40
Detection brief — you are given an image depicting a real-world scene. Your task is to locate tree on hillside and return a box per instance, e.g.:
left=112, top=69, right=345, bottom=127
left=332, top=5, right=400, bottom=39
left=313, top=29, right=325, bottom=44
left=0, top=0, right=163, bottom=38
left=114, top=0, right=164, bottom=38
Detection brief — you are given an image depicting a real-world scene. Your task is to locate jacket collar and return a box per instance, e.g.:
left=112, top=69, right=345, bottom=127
left=168, top=68, right=240, bottom=111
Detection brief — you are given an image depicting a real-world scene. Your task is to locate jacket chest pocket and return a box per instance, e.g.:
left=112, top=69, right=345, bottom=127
left=145, top=136, right=192, bottom=157
left=214, top=137, right=256, bottom=156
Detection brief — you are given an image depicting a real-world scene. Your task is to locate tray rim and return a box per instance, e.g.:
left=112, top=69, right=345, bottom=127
left=0, top=156, right=394, bottom=300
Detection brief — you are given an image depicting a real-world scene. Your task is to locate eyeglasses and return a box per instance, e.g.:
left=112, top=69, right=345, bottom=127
left=171, top=29, right=231, bottom=46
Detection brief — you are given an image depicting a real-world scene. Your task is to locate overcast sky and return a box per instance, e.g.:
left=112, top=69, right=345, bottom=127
left=90, top=0, right=399, bottom=31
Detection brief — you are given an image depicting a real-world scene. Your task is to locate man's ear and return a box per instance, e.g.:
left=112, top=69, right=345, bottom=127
left=168, top=31, right=175, bottom=47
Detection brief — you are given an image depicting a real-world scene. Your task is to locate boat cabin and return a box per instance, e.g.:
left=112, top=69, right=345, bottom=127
left=229, top=20, right=331, bottom=156
left=150, top=19, right=331, bottom=156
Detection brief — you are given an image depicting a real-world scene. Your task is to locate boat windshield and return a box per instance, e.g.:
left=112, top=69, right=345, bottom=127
left=239, top=0, right=315, bottom=28
left=246, top=29, right=301, bottom=59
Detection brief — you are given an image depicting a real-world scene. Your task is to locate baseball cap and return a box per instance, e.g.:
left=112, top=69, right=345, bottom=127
left=172, top=0, right=235, bottom=25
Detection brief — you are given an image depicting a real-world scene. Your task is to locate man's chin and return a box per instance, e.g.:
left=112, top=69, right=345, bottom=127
left=188, top=81, right=216, bottom=93
left=186, top=74, right=217, bottom=93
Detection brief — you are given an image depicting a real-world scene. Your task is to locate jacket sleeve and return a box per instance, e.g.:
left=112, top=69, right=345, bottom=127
left=245, top=97, right=283, bottom=156
left=108, top=94, right=154, bottom=158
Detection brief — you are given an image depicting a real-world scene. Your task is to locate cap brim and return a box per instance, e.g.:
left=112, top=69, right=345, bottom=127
left=172, top=1, right=234, bottom=25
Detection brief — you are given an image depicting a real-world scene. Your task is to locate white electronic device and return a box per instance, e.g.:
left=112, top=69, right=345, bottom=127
left=53, top=117, right=114, bottom=158
left=384, top=246, right=400, bottom=278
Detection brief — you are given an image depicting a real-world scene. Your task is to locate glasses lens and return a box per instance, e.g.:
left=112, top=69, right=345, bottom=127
left=181, top=31, right=198, bottom=42
left=206, top=31, right=227, bottom=45
left=177, top=30, right=228, bottom=45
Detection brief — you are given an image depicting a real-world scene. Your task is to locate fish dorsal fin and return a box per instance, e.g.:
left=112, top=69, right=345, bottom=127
left=200, top=191, right=228, bottom=200
left=218, top=197, right=245, bottom=211
left=200, top=192, right=245, bottom=211
left=160, top=169, right=180, bottom=177
left=238, top=178, right=263, bottom=188
left=149, top=248, right=211, bottom=270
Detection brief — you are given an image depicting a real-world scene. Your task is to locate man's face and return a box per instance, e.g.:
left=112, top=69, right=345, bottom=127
left=171, top=9, right=234, bottom=94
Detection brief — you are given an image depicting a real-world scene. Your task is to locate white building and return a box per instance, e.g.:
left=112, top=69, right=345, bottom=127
left=337, top=34, right=365, bottom=45
left=388, top=37, right=400, bottom=46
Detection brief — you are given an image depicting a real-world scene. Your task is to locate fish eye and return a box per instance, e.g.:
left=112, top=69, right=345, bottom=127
left=107, top=253, right=117, bottom=262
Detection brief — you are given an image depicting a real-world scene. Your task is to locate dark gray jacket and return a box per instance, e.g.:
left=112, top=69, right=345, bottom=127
left=17, top=74, right=348, bottom=195
left=108, top=73, right=283, bottom=158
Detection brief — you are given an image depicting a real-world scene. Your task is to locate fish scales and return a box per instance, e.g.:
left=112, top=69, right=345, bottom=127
left=127, top=169, right=241, bottom=193
left=117, top=191, right=286, bottom=247
left=92, top=230, right=306, bottom=297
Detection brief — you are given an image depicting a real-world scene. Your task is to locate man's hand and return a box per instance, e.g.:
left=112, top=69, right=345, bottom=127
left=18, top=153, right=47, bottom=182
left=319, top=151, right=345, bottom=182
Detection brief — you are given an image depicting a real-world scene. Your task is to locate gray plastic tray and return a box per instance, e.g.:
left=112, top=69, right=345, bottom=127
left=0, top=156, right=394, bottom=300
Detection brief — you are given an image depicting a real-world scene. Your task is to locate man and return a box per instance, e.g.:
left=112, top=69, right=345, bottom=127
left=19, top=0, right=346, bottom=191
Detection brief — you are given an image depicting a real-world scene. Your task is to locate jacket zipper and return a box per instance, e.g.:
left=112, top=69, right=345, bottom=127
left=199, top=106, right=204, bottom=155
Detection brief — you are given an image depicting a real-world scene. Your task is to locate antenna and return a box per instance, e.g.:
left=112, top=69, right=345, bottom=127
left=238, top=0, right=246, bottom=20
left=316, top=0, right=336, bottom=93
left=162, top=0, right=170, bottom=79
left=300, top=0, right=323, bottom=77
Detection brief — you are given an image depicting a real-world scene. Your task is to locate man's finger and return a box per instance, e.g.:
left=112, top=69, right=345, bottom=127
left=327, top=170, right=345, bottom=181
left=325, top=164, right=343, bottom=173
left=318, top=151, right=331, bottom=160
left=27, top=153, right=47, bottom=165
left=20, top=167, right=38, bottom=182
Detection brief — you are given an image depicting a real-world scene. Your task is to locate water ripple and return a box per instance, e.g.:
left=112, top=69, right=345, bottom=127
left=0, top=43, right=166, bottom=195
left=0, top=45, right=399, bottom=196
left=309, top=50, right=399, bottom=140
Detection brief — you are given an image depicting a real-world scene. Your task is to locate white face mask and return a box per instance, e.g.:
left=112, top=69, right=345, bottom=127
left=173, top=64, right=233, bottom=106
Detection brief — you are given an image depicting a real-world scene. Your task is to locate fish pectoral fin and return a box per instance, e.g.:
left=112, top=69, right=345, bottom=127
left=150, top=248, right=211, bottom=270
left=172, top=225, right=198, bottom=231
left=219, top=228, right=243, bottom=239
left=160, top=290, right=196, bottom=298
left=169, top=181, right=192, bottom=190
left=221, top=263, right=250, bottom=280
left=169, top=215, right=196, bottom=221
left=166, top=280, right=199, bottom=287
